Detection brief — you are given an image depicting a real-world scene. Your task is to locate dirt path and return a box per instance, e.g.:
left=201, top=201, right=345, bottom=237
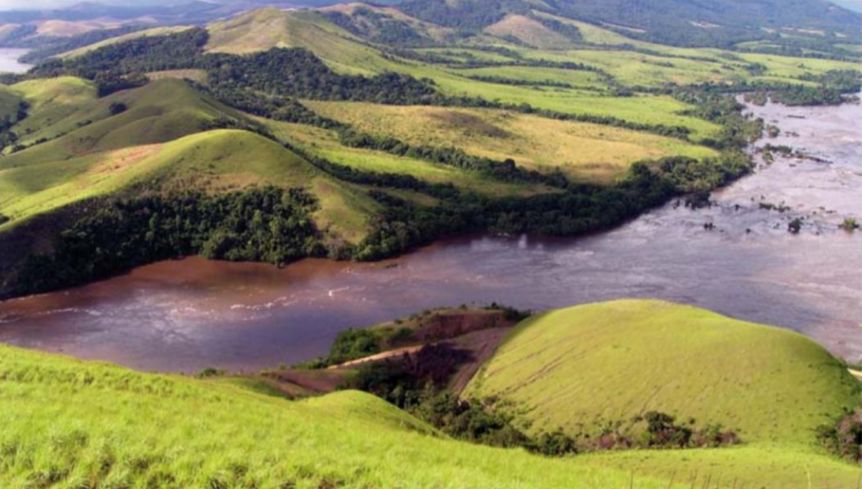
left=327, top=326, right=514, bottom=395
left=328, top=346, right=423, bottom=370
left=850, top=369, right=862, bottom=382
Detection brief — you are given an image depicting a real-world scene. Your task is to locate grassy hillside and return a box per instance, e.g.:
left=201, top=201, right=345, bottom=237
left=0, top=343, right=701, bottom=489
left=467, top=300, right=859, bottom=445
left=397, top=0, right=862, bottom=47
left=0, top=127, right=377, bottom=244
left=262, top=118, right=556, bottom=197
left=4, top=76, right=98, bottom=145
left=205, top=8, right=394, bottom=76
left=2, top=77, right=232, bottom=154
left=0, top=78, right=380, bottom=243
left=484, top=14, right=577, bottom=50
left=305, top=102, right=717, bottom=183
left=1, top=301, right=855, bottom=488
left=465, top=300, right=862, bottom=487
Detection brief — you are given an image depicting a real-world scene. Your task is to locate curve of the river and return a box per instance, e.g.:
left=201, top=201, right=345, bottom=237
left=1, top=97, right=860, bottom=372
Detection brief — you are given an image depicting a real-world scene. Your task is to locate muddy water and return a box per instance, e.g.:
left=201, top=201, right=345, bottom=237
left=0, top=98, right=860, bottom=372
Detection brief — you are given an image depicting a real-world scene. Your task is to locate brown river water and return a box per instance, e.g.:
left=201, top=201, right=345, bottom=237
left=0, top=98, right=860, bottom=372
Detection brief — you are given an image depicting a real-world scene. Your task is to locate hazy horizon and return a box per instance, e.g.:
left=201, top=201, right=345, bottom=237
left=0, top=0, right=193, bottom=10
left=1, top=0, right=860, bottom=12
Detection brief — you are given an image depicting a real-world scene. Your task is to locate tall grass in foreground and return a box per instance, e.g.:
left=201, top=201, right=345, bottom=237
left=0, top=344, right=695, bottom=489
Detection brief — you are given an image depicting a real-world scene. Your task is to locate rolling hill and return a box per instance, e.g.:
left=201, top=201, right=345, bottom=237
left=0, top=342, right=709, bottom=489
left=465, top=299, right=862, bottom=488
left=0, top=1, right=857, bottom=298
left=0, top=300, right=857, bottom=488
left=466, top=300, right=859, bottom=444
left=305, top=101, right=717, bottom=183
left=205, top=8, right=396, bottom=75
left=0, top=78, right=378, bottom=242
left=398, top=0, right=862, bottom=46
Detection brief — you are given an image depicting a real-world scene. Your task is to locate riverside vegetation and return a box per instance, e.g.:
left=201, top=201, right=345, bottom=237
left=5, top=7, right=854, bottom=296
left=0, top=1, right=861, bottom=487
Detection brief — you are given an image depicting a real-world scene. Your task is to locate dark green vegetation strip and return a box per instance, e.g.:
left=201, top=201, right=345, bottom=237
left=10, top=188, right=323, bottom=297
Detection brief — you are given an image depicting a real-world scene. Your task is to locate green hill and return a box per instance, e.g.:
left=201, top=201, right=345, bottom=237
left=0, top=343, right=697, bottom=489
left=205, top=8, right=396, bottom=76
left=398, top=0, right=862, bottom=46
left=1, top=77, right=243, bottom=157
left=0, top=127, right=376, bottom=244
left=465, top=299, right=862, bottom=488
left=0, top=301, right=858, bottom=488
left=0, top=78, right=379, bottom=244
left=466, top=299, right=859, bottom=445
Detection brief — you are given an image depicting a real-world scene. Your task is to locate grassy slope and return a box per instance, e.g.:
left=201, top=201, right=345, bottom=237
left=199, top=8, right=724, bottom=139
left=484, top=14, right=576, bottom=50
left=205, top=8, right=393, bottom=76
left=3, top=77, right=225, bottom=154
left=466, top=299, right=862, bottom=487
left=0, top=129, right=377, bottom=244
left=306, top=101, right=717, bottom=183
left=261, top=118, right=558, bottom=197
left=0, top=78, right=377, bottom=243
left=0, top=343, right=694, bottom=489
left=4, top=76, right=99, bottom=146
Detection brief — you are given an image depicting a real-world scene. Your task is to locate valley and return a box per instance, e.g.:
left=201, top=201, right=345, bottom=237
left=0, top=0, right=860, bottom=487
left=0, top=95, right=859, bottom=371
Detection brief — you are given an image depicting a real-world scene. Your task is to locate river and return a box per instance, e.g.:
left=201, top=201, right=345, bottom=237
left=0, top=97, right=859, bottom=372
left=0, top=49, right=31, bottom=74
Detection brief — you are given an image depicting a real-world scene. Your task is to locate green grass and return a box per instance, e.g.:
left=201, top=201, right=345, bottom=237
left=467, top=299, right=859, bottom=445
left=305, top=102, right=717, bottom=183
left=261, top=118, right=557, bottom=197
left=1, top=301, right=859, bottom=488
left=465, top=299, right=862, bottom=488
left=0, top=343, right=706, bottom=489
left=5, top=77, right=99, bottom=146
left=737, top=52, right=862, bottom=78
left=2, top=78, right=234, bottom=155
left=0, top=128, right=378, bottom=244
left=398, top=65, right=724, bottom=140
left=205, top=8, right=394, bottom=76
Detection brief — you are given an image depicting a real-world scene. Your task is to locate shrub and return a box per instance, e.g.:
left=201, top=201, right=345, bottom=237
left=788, top=217, right=803, bottom=234
left=109, top=102, right=128, bottom=115
left=818, top=410, right=862, bottom=462
left=840, top=217, right=859, bottom=232
left=328, top=329, right=382, bottom=365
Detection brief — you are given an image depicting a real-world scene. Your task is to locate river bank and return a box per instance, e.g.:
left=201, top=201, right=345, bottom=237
left=0, top=96, right=859, bottom=372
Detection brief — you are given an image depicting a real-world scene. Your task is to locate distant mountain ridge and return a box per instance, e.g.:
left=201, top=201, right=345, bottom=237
left=397, top=0, right=862, bottom=46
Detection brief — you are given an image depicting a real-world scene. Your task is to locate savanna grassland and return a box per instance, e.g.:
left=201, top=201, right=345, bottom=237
left=1, top=300, right=859, bottom=488
left=465, top=300, right=862, bottom=487
left=0, top=341, right=729, bottom=489
left=0, top=0, right=858, bottom=295
left=0, top=1, right=861, bottom=486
